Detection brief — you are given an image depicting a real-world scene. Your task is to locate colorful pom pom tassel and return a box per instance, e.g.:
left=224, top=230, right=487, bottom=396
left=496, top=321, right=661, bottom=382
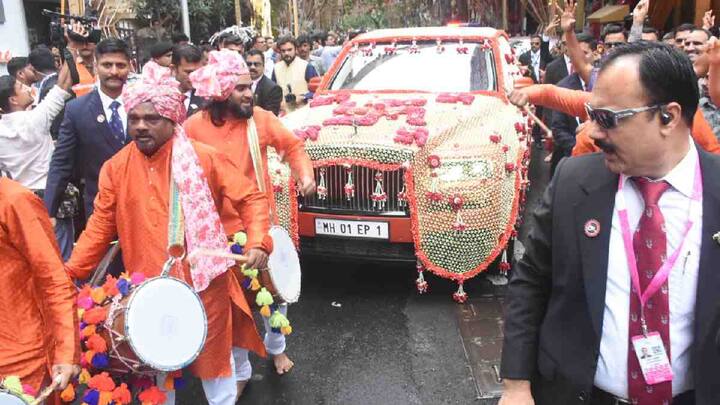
left=250, top=277, right=261, bottom=291
left=260, top=304, right=271, bottom=318
left=233, top=232, right=247, bottom=246
left=269, top=310, right=292, bottom=335
left=60, top=383, right=76, bottom=402
left=112, top=383, right=132, bottom=405
left=256, top=287, right=274, bottom=307
left=452, top=282, right=468, bottom=304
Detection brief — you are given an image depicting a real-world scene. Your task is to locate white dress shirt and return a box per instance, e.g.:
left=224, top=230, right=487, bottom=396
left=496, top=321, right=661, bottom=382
left=184, top=90, right=192, bottom=111
left=594, top=139, right=700, bottom=398
left=0, top=86, right=71, bottom=189
left=98, top=88, right=127, bottom=135
left=264, top=50, right=275, bottom=79
left=530, top=50, right=541, bottom=82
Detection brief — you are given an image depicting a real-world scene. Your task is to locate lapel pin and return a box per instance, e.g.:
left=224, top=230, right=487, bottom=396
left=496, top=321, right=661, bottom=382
left=584, top=219, right=600, bottom=238
left=713, top=232, right=720, bottom=245
left=190, top=103, right=198, bottom=110
left=97, top=114, right=105, bottom=123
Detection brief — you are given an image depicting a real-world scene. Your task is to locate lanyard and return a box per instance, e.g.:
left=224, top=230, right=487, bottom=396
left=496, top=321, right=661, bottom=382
left=616, top=159, right=702, bottom=334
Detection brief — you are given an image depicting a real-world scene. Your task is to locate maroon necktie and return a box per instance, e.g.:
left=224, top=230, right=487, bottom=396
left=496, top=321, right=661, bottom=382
left=627, top=178, right=672, bottom=405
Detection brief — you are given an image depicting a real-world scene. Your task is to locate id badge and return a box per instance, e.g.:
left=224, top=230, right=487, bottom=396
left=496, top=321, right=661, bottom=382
left=631, top=332, right=673, bottom=385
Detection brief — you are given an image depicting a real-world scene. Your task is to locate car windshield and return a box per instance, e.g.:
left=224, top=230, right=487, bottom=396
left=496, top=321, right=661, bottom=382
left=328, top=40, right=497, bottom=93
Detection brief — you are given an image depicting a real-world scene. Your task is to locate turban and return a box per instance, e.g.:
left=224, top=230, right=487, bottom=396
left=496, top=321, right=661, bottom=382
left=189, top=49, right=250, bottom=101
left=122, top=61, right=187, bottom=124
left=122, top=60, right=232, bottom=292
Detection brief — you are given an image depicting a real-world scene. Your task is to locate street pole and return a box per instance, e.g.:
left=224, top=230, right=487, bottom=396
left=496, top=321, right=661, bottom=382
left=235, top=0, right=242, bottom=26
left=502, top=0, right=508, bottom=31
left=292, top=0, right=299, bottom=37
left=181, top=0, right=191, bottom=41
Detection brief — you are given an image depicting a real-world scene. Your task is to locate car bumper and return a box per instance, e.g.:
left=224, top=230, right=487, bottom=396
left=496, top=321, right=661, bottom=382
left=298, top=211, right=416, bottom=261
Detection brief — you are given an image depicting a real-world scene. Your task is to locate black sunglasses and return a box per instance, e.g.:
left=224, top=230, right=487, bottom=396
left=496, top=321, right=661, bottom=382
left=584, top=103, right=663, bottom=130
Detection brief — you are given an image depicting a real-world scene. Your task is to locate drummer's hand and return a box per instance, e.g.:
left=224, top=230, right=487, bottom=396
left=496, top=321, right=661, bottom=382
left=246, top=248, right=269, bottom=270
left=297, top=175, right=316, bottom=197
left=51, top=364, right=78, bottom=390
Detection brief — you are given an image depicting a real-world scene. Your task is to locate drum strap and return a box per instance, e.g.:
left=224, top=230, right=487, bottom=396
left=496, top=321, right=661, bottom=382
left=247, top=117, right=266, bottom=193
left=247, top=117, right=278, bottom=224
left=168, top=179, right=185, bottom=252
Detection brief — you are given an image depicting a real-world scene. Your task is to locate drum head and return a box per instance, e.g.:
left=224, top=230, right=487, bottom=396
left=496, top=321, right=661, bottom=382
left=0, top=391, right=27, bottom=405
left=125, top=277, right=207, bottom=371
left=267, top=226, right=302, bottom=303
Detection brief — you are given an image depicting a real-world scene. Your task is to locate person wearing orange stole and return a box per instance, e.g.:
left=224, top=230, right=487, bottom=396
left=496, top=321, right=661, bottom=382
left=64, top=64, right=272, bottom=405
left=507, top=84, right=720, bottom=156
left=184, top=49, right=315, bottom=382
left=0, top=177, right=79, bottom=395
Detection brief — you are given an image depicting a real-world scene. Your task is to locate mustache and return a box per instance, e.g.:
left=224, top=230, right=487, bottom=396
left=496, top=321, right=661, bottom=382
left=594, top=139, right=616, bottom=154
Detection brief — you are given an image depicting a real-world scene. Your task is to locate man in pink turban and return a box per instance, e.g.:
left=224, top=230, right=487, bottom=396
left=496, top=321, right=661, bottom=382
left=65, top=63, right=272, bottom=404
left=184, top=48, right=314, bottom=391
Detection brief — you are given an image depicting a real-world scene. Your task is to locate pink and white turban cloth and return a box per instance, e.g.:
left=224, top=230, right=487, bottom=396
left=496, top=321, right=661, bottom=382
left=189, top=49, right=250, bottom=101
left=121, top=61, right=234, bottom=292
left=122, top=61, right=188, bottom=124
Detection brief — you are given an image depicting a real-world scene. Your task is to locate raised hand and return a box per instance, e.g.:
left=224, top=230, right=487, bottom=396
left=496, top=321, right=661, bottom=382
left=704, top=10, right=716, bottom=30
left=633, top=0, right=650, bottom=24
left=556, top=0, right=577, bottom=33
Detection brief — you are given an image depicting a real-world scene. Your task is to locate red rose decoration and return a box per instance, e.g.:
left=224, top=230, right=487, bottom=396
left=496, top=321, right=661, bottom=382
left=489, top=133, right=502, bottom=143
left=505, top=163, right=516, bottom=172
left=504, top=54, right=514, bottom=64
left=427, top=155, right=441, bottom=168
left=449, top=194, right=464, bottom=211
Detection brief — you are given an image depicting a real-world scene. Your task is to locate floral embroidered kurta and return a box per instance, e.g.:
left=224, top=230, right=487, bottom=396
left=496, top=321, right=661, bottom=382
left=0, top=178, right=79, bottom=391
left=65, top=140, right=272, bottom=378
left=184, top=107, right=313, bottom=233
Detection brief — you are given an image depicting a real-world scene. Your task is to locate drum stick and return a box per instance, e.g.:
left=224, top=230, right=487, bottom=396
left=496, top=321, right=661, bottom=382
left=189, top=248, right=249, bottom=263
left=523, top=105, right=553, bottom=139
left=30, top=376, right=62, bottom=405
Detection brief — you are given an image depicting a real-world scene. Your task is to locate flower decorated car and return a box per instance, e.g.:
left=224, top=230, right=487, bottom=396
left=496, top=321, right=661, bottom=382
left=270, top=27, right=532, bottom=300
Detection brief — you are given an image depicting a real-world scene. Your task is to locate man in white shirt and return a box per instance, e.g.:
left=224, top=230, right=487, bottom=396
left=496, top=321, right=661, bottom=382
left=0, top=60, right=72, bottom=190
left=500, top=41, right=720, bottom=405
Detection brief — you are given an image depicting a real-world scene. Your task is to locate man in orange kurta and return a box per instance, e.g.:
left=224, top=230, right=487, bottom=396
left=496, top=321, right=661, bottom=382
left=184, top=50, right=315, bottom=382
left=64, top=64, right=271, bottom=404
left=0, top=177, right=79, bottom=393
left=509, top=84, right=720, bottom=156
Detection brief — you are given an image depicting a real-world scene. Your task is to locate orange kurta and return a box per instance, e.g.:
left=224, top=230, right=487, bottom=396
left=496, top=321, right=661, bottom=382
left=521, top=84, right=720, bottom=156
left=71, top=62, right=96, bottom=97
left=0, top=178, right=79, bottom=391
left=65, top=140, right=272, bottom=379
left=184, top=107, right=313, bottom=233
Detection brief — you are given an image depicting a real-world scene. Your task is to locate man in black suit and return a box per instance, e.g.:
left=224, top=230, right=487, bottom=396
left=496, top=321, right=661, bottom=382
left=45, top=38, right=132, bottom=220
left=170, top=44, right=207, bottom=118
left=246, top=49, right=282, bottom=116
left=500, top=42, right=719, bottom=405
left=549, top=33, right=596, bottom=175
left=519, top=35, right=552, bottom=84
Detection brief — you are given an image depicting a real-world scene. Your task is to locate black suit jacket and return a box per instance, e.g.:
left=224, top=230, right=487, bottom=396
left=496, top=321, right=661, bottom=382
left=550, top=73, right=584, bottom=174
left=186, top=89, right=207, bottom=118
left=519, top=41, right=551, bottom=83
left=254, top=75, right=282, bottom=116
left=543, top=56, right=569, bottom=86
left=501, top=151, right=720, bottom=405
left=44, top=89, right=131, bottom=217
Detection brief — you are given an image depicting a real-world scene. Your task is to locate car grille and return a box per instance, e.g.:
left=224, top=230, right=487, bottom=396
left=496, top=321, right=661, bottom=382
left=299, top=165, right=410, bottom=216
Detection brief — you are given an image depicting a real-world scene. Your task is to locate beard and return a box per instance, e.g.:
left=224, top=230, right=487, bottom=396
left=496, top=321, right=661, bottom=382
left=229, top=98, right=254, bottom=119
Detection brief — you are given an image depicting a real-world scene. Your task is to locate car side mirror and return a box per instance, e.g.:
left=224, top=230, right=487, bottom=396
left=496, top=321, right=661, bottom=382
left=309, top=75, right=323, bottom=93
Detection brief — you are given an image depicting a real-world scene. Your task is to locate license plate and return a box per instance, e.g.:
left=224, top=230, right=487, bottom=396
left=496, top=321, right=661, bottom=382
left=315, top=218, right=389, bottom=240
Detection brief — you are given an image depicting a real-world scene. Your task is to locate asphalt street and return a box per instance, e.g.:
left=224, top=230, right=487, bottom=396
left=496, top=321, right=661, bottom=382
left=177, top=146, right=551, bottom=405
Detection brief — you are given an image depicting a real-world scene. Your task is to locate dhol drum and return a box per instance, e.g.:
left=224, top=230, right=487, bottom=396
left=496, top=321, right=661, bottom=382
left=0, top=391, right=27, bottom=405
left=100, top=276, right=207, bottom=374
left=259, top=226, right=302, bottom=304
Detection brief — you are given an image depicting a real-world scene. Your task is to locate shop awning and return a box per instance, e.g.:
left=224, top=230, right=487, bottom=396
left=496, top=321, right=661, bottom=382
left=587, top=5, right=630, bottom=23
